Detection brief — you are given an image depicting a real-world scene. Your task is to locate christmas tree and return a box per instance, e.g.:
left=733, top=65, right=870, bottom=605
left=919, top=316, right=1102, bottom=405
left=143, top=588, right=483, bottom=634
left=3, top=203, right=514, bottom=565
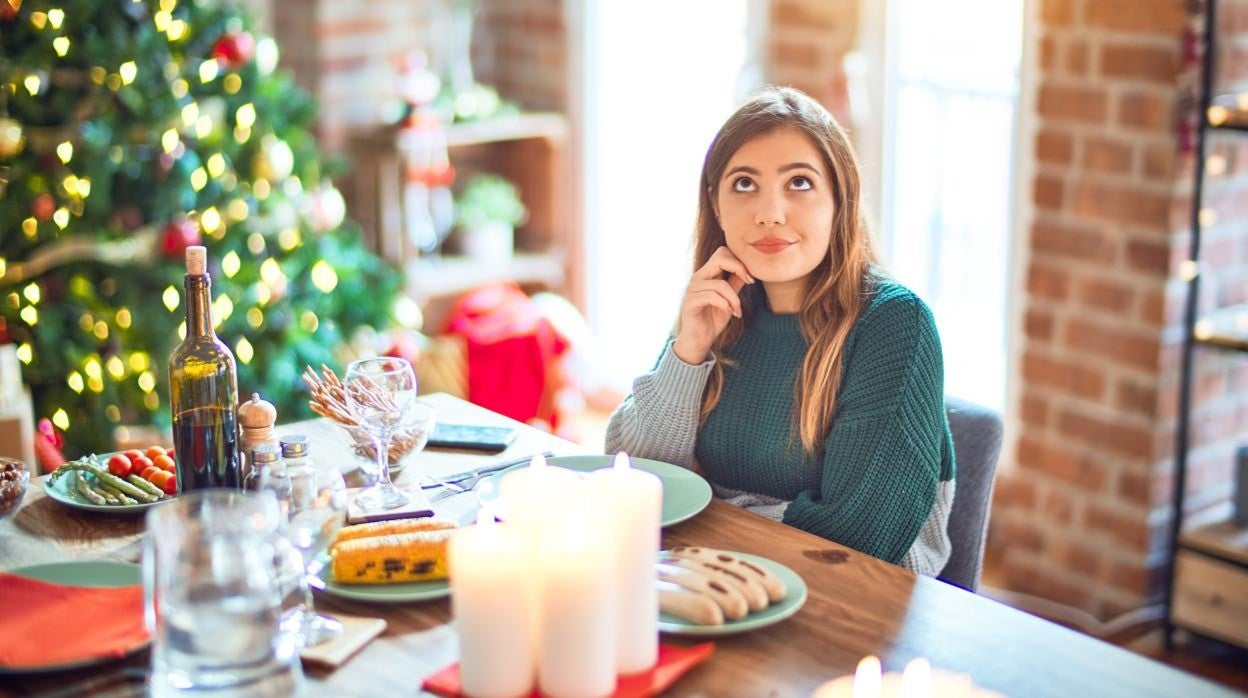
left=0, top=0, right=401, bottom=456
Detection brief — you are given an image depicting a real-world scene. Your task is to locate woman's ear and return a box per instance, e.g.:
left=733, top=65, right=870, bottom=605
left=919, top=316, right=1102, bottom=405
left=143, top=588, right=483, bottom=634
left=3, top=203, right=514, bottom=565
left=707, top=187, right=719, bottom=225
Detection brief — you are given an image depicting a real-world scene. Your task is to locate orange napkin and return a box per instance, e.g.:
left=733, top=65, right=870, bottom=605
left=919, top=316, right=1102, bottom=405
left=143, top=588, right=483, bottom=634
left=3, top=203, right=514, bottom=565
left=0, top=572, right=150, bottom=670
left=422, top=642, right=715, bottom=698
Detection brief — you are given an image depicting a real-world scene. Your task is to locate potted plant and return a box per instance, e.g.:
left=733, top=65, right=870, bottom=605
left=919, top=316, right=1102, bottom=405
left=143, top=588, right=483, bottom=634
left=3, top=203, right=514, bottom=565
left=455, top=174, right=527, bottom=264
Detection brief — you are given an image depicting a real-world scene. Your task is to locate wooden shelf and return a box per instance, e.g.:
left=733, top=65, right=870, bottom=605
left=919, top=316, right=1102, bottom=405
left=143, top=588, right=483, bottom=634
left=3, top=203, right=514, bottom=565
left=1180, top=519, right=1248, bottom=567
left=1208, top=93, right=1248, bottom=133
left=442, top=113, right=569, bottom=147
left=404, top=252, right=565, bottom=302
left=1193, top=305, right=1248, bottom=352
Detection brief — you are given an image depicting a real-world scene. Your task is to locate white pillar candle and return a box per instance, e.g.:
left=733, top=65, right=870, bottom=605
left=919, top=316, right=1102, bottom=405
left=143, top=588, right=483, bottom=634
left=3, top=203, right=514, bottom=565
left=536, top=503, right=617, bottom=698
left=586, top=452, right=662, bottom=675
left=498, top=453, right=581, bottom=530
left=811, top=656, right=1002, bottom=698
left=448, top=507, right=535, bottom=698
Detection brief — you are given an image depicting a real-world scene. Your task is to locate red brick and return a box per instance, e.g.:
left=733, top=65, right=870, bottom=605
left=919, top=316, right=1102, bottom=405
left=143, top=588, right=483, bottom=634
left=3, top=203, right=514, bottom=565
left=1040, top=36, right=1056, bottom=70
left=1032, top=220, right=1117, bottom=263
left=1033, top=174, right=1065, bottom=209
left=1043, top=488, right=1076, bottom=525
left=1126, top=239, right=1171, bottom=275
left=1018, top=433, right=1109, bottom=491
left=1076, top=278, right=1135, bottom=313
left=992, top=476, right=1038, bottom=512
left=1025, top=308, right=1055, bottom=341
left=1056, top=406, right=1156, bottom=460
left=1141, top=142, right=1177, bottom=181
left=1064, top=316, right=1161, bottom=373
left=315, top=18, right=389, bottom=38
left=1139, top=289, right=1167, bottom=325
left=999, top=519, right=1046, bottom=553
left=1067, top=39, right=1089, bottom=75
left=1052, top=537, right=1101, bottom=577
left=1041, top=0, right=1074, bottom=26
left=1036, top=129, right=1074, bottom=165
left=1085, top=504, right=1151, bottom=552
left=1119, top=91, right=1172, bottom=131
left=1105, top=560, right=1167, bottom=597
left=1116, top=379, right=1158, bottom=418
left=1007, top=560, right=1094, bottom=610
left=1100, top=43, right=1179, bottom=83
left=1085, top=0, right=1186, bottom=34
left=1070, top=181, right=1170, bottom=229
left=1039, top=83, right=1108, bottom=123
left=1118, top=469, right=1152, bottom=507
left=1026, top=262, right=1070, bottom=300
left=772, top=0, right=837, bottom=30
left=1021, top=351, right=1107, bottom=400
left=772, top=41, right=820, bottom=70
left=1021, top=391, right=1050, bottom=428
left=1083, top=137, right=1134, bottom=175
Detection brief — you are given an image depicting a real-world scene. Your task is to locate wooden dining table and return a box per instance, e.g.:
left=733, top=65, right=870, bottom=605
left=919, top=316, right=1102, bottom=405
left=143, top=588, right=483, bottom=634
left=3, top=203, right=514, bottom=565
left=0, top=393, right=1239, bottom=697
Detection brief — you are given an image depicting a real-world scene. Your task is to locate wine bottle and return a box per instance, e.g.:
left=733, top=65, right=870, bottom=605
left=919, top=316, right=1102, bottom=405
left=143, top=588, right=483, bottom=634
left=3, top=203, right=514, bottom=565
left=168, top=246, right=241, bottom=491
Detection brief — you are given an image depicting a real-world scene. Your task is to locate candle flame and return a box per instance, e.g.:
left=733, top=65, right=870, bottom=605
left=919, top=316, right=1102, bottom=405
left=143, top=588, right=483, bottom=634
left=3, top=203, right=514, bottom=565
left=900, top=657, right=931, bottom=698
left=613, top=451, right=630, bottom=472
left=853, top=655, right=882, bottom=698
left=531, top=453, right=547, bottom=471
left=476, top=504, right=495, bottom=527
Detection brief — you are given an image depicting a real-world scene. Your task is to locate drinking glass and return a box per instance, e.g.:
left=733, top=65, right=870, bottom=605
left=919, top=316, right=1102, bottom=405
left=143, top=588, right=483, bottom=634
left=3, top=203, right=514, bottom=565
left=285, top=454, right=347, bottom=646
left=143, top=490, right=304, bottom=697
left=343, top=357, right=419, bottom=510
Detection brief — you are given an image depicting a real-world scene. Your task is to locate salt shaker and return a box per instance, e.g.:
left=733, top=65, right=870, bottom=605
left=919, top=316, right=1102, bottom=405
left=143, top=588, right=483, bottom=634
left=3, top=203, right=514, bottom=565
left=238, top=392, right=278, bottom=485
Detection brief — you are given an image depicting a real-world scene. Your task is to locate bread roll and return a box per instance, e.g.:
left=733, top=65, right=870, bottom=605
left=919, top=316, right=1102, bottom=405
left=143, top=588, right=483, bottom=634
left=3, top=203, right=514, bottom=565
left=660, top=554, right=768, bottom=611
left=668, top=546, right=787, bottom=602
left=655, top=561, right=749, bottom=620
left=657, top=580, right=724, bottom=626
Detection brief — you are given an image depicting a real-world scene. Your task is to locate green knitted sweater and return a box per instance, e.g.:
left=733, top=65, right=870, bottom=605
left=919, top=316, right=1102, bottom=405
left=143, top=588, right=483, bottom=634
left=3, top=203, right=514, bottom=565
left=695, top=279, right=955, bottom=564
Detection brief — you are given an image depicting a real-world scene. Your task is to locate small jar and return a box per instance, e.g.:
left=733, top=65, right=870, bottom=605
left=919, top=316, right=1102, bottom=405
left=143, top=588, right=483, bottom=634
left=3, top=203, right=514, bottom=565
left=245, top=443, right=291, bottom=521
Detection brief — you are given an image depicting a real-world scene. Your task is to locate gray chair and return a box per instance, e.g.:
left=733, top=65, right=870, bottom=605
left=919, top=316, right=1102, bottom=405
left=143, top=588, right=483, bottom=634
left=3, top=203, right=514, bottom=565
left=937, top=396, right=1004, bottom=592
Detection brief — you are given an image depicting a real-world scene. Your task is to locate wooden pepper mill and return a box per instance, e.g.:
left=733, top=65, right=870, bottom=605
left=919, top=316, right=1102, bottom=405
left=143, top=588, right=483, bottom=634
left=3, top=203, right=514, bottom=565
left=237, top=392, right=278, bottom=485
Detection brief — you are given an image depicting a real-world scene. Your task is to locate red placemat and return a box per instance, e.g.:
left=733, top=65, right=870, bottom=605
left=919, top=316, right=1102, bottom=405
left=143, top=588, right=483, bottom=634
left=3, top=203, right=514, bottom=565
left=422, top=642, right=715, bottom=698
left=0, top=573, right=149, bottom=670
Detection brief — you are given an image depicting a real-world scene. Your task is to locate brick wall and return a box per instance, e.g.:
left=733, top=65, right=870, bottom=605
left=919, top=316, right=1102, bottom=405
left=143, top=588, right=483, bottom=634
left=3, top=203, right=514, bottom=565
left=992, top=0, right=1248, bottom=620
left=765, top=0, right=859, bottom=126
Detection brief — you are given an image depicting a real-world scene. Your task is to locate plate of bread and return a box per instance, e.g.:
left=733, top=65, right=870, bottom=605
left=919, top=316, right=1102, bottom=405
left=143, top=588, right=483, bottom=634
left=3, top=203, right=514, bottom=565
left=656, top=546, right=806, bottom=636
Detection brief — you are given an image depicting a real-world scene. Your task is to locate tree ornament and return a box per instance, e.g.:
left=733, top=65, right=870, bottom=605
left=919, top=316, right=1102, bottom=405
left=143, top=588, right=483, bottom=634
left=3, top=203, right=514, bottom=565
left=211, top=31, right=255, bottom=69
left=0, top=117, right=24, bottom=158
left=32, top=193, right=55, bottom=220
left=161, top=218, right=202, bottom=259
left=0, top=0, right=20, bottom=22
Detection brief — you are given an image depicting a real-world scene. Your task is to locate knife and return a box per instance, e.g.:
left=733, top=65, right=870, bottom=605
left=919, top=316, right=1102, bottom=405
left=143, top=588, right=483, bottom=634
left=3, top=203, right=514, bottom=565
left=419, top=451, right=556, bottom=489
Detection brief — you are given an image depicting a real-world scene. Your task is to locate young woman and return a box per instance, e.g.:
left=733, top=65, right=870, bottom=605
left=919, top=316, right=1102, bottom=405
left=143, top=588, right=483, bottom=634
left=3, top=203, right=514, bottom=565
left=605, top=87, right=955, bottom=576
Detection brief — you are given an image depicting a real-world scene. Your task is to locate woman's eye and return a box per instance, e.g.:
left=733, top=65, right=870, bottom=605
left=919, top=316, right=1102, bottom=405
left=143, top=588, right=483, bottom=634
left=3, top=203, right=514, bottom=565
left=789, top=176, right=813, bottom=191
left=732, top=177, right=756, bottom=192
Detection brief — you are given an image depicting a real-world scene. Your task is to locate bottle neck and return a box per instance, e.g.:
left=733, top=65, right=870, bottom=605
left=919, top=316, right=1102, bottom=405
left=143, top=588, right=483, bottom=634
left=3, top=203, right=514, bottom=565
left=184, top=273, right=215, bottom=338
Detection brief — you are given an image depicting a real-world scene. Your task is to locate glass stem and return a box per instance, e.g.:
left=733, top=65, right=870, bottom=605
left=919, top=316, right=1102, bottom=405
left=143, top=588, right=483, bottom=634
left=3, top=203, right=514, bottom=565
left=373, top=432, right=395, bottom=493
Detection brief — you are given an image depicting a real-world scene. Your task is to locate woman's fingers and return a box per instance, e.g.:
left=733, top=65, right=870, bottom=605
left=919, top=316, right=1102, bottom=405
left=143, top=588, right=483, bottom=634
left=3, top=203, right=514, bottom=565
left=687, top=289, right=735, bottom=318
left=696, top=246, right=754, bottom=285
left=687, top=281, right=741, bottom=318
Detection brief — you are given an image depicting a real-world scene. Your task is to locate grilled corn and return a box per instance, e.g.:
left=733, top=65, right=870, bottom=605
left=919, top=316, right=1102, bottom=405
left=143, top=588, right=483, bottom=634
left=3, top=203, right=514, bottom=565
left=331, top=518, right=457, bottom=553
left=330, top=528, right=455, bottom=584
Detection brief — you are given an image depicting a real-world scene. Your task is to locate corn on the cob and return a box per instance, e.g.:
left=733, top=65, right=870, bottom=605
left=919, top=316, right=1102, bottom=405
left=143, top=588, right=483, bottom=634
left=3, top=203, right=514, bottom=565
left=330, top=528, right=455, bottom=584
left=330, top=518, right=456, bottom=553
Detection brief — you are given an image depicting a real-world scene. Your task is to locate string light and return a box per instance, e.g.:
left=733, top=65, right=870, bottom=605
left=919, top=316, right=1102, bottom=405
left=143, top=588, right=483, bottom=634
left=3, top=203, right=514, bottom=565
left=162, top=285, right=180, bottom=311
left=20, top=306, right=37, bottom=325
left=22, top=218, right=37, bottom=238
left=79, top=313, right=94, bottom=332
left=88, top=375, right=103, bottom=393
left=128, top=352, right=150, bottom=372
left=213, top=294, right=234, bottom=324
left=223, top=74, right=242, bottom=94
left=109, top=146, right=124, bottom=164
left=106, top=74, right=122, bottom=91
left=227, top=198, right=249, bottom=221
left=207, top=153, right=226, bottom=178
left=56, top=141, right=73, bottom=163
left=67, top=372, right=84, bottom=393
left=15, top=344, right=32, bottom=364
left=233, top=126, right=251, bottom=144
left=311, top=261, right=338, bottom=293
left=53, top=37, right=71, bottom=57
left=0, top=259, right=5, bottom=278
left=76, top=177, right=91, bottom=198
left=222, top=250, right=241, bottom=278
left=119, top=61, right=137, bottom=85
left=253, top=179, right=270, bottom=199
left=300, top=311, right=319, bottom=332
left=278, top=227, right=300, bottom=250
left=116, top=308, right=132, bottom=328
left=47, top=8, right=64, bottom=29
left=107, top=356, right=125, bottom=379
left=195, top=114, right=213, bottom=139
left=254, top=282, right=271, bottom=306
left=5, top=294, right=19, bottom=309
left=22, top=283, right=40, bottom=303
left=144, top=393, right=160, bottom=411
left=84, top=357, right=102, bottom=380
left=190, top=167, right=208, bottom=191
left=167, top=19, right=188, bottom=41
left=199, top=59, right=218, bottom=83
left=201, top=207, right=222, bottom=235
left=138, top=371, right=156, bottom=393
left=247, top=233, right=266, bottom=255
left=93, top=321, right=109, bottom=340
left=161, top=128, right=179, bottom=153
left=106, top=406, right=121, bottom=422
left=153, top=10, right=171, bottom=32
left=181, top=102, right=199, bottom=127
left=235, top=337, right=254, bottom=364
left=53, top=208, right=70, bottom=229
left=178, top=324, right=186, bottom=340
left=171, top=78, right=189, bottom=98
left=247, top=308, right=264, bottom=328
left=235, top=103, right=256, bottom=129
left=260, top=258, right=284, bottom=286
left=30, top=11, right=47, bottom=29
left=52, top=409, right=69, bottom=431
left=23, top=74, right=40, bottom=95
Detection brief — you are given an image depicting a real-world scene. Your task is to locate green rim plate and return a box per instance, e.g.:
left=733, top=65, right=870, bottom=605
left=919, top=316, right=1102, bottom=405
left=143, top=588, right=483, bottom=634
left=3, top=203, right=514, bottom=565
left=0, top=561, right=148, bottom=674
left=43, top=454, right=172, bottom=514
left=314, top=554, right=450, bottom=604
left=483, top=455, right=713, bottom=527
left=657, top=552, right=807, bottom=636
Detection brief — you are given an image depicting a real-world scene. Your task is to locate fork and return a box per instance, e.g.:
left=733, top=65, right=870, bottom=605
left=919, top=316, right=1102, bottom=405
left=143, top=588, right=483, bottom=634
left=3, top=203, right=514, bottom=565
left=428, top=470, right=486, bottom=503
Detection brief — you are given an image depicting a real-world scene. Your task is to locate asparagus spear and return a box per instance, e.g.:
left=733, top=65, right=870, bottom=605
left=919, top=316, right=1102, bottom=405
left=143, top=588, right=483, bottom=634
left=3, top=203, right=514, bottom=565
left=55, top=460, right=157, bottom=502
left=74, top=472, right=108, bottom=505
left=126, top=474, right=165, bottom=499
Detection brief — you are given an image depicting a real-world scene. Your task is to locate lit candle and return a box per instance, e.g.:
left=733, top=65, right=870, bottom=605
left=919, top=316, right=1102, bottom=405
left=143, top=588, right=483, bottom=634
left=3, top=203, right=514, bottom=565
left=854, top=656, right=882, bottom=698
left=536, top=503, right=617, bottom=698
left=498, top=453, right=580, bottom=530
left=586, top=452, right=662, bottom=674
left=448, top=506, right=535, bottom=698
left=900, top=657, right=931, bottom=698
left=811, top=656, right=1003, bottom=698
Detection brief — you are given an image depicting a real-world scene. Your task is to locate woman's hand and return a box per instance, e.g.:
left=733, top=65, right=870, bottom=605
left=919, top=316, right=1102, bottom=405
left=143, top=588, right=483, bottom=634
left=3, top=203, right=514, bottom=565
left=673, top=246, right=753, bottom=364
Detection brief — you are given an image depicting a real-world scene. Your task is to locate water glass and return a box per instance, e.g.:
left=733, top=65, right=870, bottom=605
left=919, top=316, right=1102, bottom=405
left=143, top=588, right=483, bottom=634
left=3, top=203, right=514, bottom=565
left=286, top=451, right=348, bottom=646
left=343, top=356, right=419, bottom=510
left=143, top=490, right=305, bottom=697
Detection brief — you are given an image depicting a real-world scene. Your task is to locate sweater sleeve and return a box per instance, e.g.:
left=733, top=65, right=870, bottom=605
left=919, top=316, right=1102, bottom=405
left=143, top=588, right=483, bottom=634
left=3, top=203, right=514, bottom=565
left=604, top=339, right=714, bottom=469
left=782, top=293, right=946, bottom=565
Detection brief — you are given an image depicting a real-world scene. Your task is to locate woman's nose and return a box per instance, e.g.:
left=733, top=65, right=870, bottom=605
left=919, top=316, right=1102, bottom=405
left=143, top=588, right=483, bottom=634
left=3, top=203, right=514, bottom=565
left=754, top=192, right=785, bottom=227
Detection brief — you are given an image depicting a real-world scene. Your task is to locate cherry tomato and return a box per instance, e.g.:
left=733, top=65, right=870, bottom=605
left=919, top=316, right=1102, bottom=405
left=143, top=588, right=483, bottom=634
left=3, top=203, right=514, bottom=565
left=148, top=470, right=172, bottom=492
left=163, top=474, right=178, bottom=496
left=145, top=445, right=167, bottom=460
left=166, top=448, right=175, bottom=460
left=107, top=453, right=132, bottom=478
left=131, top=455, right=154, bottom=475
left=124, top=449, right=144, bottom=464
left=140, top=465, right=160, bottom=481
left=152, top=454, right=176, bottom=473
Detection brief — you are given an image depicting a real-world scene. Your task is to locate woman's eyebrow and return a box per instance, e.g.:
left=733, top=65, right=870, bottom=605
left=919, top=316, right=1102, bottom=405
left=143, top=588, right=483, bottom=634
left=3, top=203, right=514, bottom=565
left=724, top=162, right=821, bottom=180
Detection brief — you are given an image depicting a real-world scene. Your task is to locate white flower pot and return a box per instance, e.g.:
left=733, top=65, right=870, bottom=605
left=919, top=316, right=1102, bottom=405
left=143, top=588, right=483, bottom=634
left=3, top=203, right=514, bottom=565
left=460, top=221, right=514, bottom=265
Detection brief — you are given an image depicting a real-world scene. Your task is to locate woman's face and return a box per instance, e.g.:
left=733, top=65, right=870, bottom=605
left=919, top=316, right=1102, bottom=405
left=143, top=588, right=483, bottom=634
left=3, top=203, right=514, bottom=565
left=712, top=127, right=835, bottom=288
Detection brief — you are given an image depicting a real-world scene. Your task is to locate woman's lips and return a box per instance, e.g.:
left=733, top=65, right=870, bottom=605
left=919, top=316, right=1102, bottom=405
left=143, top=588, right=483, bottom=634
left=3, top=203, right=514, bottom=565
left=751, top=238, right=795, bottom=254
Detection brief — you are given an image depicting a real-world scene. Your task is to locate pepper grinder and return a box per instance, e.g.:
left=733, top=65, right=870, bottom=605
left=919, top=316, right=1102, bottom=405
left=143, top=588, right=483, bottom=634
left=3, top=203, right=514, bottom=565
left=237, top=392, right=278, bottom=485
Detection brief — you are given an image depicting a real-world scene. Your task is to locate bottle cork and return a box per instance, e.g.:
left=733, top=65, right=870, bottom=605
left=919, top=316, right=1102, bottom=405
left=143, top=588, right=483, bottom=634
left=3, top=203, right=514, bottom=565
left=185, top=246, right=207, bottom=275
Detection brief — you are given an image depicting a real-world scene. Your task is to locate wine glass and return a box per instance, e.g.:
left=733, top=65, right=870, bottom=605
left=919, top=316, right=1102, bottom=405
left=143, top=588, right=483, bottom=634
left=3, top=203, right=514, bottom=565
left=343, top=357, right=419, bottom=510
left=285, top=449, right=347, bottom=646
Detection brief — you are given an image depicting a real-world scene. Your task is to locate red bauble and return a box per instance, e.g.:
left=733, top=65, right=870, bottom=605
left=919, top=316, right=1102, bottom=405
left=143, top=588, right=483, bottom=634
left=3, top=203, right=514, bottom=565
left=161, top=219, right=202, bottom=258
left=211, top=31, right=255, bottom=68
left=32, top=193, right=55, bottom=220
left=1, top=0, right=20, bottom=22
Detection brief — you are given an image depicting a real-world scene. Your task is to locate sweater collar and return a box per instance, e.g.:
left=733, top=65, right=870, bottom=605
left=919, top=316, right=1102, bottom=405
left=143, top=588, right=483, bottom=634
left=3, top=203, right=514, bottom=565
left=747, top=284, right=802, bottom=335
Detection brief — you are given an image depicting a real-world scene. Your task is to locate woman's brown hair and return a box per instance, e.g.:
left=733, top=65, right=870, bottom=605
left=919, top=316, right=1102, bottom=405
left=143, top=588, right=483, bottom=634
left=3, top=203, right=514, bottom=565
left=693, top=86, right=880, bottom=454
